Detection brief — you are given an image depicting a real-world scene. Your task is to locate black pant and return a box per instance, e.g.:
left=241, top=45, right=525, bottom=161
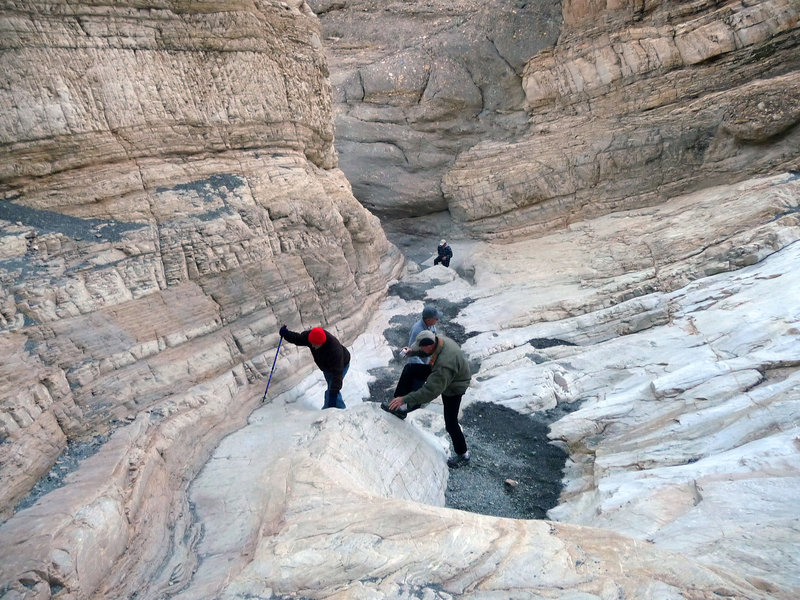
left=394, top=363, right=431, bottom=398
left=395, top=364, right=467, bottom=455
left=434, top=256, right=450, bottom=267
left=442, top=393, right=467, bottom=455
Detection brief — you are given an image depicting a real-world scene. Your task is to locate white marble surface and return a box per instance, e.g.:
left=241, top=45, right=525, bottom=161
left=1, top=174, right=798, bottom=598
left=174, top=174, right=800, bottom=598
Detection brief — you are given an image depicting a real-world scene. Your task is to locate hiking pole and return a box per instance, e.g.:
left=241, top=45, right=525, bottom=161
left=261, top=336, right=283, bottom=403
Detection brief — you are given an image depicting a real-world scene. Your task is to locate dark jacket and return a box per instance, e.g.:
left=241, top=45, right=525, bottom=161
left=403, top=334, right=471, bottom=408
left=437, top=243, right=453, bottom=259
left=282, top=328, right=350, bottom=396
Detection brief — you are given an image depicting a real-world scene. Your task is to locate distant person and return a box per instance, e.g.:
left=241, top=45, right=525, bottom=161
left=393, top=305, right=441, bottom=397
left=433, top=239, right=452, bottom=267
left=382, top=330, right=472, bottom=469
left=280, top=325, right=349, bottom=409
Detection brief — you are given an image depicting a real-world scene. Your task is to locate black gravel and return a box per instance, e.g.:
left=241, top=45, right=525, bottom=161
left=2, top=201, right=143, bottom=242
left=446, top=401, right=569, bottom=519
left=11, top=434, right=109, bottom=516
left=377, top=268, right=572, bottom=520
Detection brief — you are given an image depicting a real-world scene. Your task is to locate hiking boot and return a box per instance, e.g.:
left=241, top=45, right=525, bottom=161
left=380, top=402, right=407, bottom=420
left=447, top=453, right=470, bottom=469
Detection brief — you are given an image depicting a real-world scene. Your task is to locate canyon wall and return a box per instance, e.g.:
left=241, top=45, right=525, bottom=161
left=310, top=0, right=561, bottom=227
left=1, top=1, right=799, bottom=599
left=0, top=0, right=402, bottom=523
left=315, top=0, right=800, bottom=240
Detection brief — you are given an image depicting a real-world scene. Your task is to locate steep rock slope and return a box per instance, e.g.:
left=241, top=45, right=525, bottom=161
left=314, top=0, right=800, bottom=240
left=0, top=0, right=402, bottom=523
left=448, top=0, right=800, bottom=239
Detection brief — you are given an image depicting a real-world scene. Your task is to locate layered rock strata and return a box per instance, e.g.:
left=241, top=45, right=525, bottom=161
left=0, top=0, right=402, bottom=526
left=427, top=173, right=800, bottom=597
left=2, top=175, right=797, bottom=598
left=314, top=0, right=800, bottom=240
left=310, top=0, right=563, bottom=221
left=1, top=1, right=799, bottom=598
left=446, top=0, right=800, bottom=240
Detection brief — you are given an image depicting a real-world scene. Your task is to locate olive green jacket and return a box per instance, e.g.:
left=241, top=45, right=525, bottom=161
left=403, top=335, right=471, bottom=407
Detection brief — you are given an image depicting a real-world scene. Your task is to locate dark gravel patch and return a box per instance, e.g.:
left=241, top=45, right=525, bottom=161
left=11, top=434, right=108, bottom=517
left=529, top=337, right=577, bottom=349
left=445, top=401, right=569, bottom=519
left=2, top=201, right=143, bottom=242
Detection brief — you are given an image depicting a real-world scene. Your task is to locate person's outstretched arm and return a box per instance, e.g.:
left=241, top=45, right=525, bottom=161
left=279, top=325, right=309, bottom=347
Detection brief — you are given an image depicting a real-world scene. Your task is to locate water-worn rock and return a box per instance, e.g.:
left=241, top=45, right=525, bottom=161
left=443, top=176, right=800, bottom=597
left=315, top=0, right=800, bottom=240
left=310, top=0, right=562, bottom=226
left=442, top=172, right=800, bottom=333
left=2, top=1, right=799, bottom=599
left=2, top=169, right=798, bottom=598
left=0, top=1, right=402, bottom=521
left=0, top=400, right=789, bottom=599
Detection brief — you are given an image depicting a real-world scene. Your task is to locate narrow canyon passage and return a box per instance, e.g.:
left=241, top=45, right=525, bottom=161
left=1, top=0, right=799, bottom=597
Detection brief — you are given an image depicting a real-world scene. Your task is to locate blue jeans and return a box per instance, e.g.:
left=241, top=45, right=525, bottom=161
left=323, top=364, right=349, bottom=409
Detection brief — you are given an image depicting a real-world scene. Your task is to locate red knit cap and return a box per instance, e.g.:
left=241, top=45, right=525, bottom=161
left=308, top=327, right=326, bottom=345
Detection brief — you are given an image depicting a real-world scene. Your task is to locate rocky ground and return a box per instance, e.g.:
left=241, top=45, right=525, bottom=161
left=11, top=257, right=568, bottom=525
left=368, top=267, right=570, bottom=520
left=446, top=401, right=569, bottom=519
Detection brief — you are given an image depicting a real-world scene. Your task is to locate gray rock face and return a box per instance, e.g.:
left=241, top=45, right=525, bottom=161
left=0, top=1, right=402, bottom=520
left=314, top=0, right=800, bottom=240
left=309, top=0, right=562, bottom=226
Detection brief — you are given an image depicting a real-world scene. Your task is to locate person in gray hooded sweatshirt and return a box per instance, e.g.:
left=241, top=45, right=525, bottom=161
left=407, top=305, right=440, bottom=365
left=393, top=305, right=440, bottom=395
left=382, top=330, right=472, bottom=468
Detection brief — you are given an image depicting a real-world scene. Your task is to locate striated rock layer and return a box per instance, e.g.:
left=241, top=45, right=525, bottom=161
left=0, top=0, right=403, bottom=525
left=314, top=0, right=800, bottom=241
left=311, top=0, right=562, bottom=226
left=1, top=174, right=796, bottom=598
left=446, top=0, right=800, bottom=240
left=2, top=1, right=799, bottom=599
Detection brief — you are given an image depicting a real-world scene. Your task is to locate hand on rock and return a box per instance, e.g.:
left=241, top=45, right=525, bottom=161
left=279, top=325, right=289, bottom=338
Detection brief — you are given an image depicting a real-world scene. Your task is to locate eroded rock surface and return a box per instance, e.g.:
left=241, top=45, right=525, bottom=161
left=310, top=0, right=562, bottom=225
left=0, top=1, right=402, bottom=525
left=2, top=171, right=797, bottom=598
left=1, top=1, right=799, bottom=599
left=448, top=0, right=800, bottom=240
left=314, top=0, right=800, bottom=240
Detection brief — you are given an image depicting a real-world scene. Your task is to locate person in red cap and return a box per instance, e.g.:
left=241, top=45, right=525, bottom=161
left=279, top=324, right=350, bottom=409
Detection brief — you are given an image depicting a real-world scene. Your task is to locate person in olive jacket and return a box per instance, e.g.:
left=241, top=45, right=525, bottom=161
left=382, top=330, right=472, bottom=468
left=279, top=325, right=350, bottom=409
